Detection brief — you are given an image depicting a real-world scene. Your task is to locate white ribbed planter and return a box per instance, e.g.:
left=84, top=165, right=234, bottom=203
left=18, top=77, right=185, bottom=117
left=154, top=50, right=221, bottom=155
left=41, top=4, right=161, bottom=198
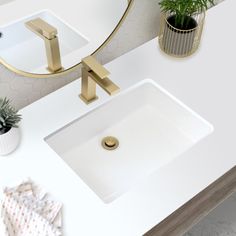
left=0, top=128, right=20, bottom=156
left=159, top=12, right=205, bottom=57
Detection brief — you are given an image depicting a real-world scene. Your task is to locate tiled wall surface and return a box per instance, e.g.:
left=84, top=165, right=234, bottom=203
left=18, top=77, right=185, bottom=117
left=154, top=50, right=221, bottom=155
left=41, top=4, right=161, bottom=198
left=0, top=0, right=224, bottom=110
left=0, top=0, right=160, bottom=109
left=0, top=0, right=235, bottom=235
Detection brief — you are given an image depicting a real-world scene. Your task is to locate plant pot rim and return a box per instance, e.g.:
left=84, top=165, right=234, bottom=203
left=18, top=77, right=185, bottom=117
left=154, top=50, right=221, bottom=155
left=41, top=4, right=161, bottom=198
left=0, top=127, right=15, bottom=136
left=162, top=11, right=205, bottom=32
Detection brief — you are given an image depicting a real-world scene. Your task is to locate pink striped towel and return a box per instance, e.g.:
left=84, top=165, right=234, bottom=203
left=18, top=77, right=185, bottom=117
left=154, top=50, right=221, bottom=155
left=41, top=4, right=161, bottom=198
left=0, top=180, right=62, bottom=236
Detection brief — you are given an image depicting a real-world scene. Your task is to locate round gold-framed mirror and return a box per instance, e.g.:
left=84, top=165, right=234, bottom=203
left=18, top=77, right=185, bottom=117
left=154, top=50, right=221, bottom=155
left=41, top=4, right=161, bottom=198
left=0, top=0, right=133, bottom=78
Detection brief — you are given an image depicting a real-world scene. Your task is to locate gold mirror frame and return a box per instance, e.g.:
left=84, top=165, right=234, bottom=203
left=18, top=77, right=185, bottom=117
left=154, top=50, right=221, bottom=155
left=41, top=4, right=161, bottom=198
left=0, top=0, right=133, bottom=79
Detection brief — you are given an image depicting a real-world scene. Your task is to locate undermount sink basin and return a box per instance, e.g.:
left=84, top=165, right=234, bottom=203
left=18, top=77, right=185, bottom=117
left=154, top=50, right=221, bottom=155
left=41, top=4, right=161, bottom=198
left=45, top=79, right=213, bottom=203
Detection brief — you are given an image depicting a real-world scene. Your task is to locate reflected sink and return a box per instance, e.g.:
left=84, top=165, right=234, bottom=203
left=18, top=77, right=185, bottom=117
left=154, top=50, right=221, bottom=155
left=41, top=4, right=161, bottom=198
left=0, top=10, right=88, bottom=72
left=45, top=79, right=213, bottom=203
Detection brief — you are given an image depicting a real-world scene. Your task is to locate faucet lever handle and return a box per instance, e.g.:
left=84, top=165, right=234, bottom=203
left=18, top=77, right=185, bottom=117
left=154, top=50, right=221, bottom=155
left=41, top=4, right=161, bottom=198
left=25, top=18, right=58, bottom=40
left=82, top=56, right=110, bottom=79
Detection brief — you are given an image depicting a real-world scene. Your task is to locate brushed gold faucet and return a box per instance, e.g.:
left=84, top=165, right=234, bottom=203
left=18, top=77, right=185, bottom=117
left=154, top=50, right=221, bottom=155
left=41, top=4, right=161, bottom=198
left=79, top=56, right=120, bottom=104
left=25, top=18, right=63, bottom=73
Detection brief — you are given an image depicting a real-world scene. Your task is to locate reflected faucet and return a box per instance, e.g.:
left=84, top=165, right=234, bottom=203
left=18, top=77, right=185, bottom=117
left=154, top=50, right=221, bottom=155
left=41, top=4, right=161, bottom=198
left=25, top=18, right=63, bottom=73
left=79, top=56, right=120, bottom=104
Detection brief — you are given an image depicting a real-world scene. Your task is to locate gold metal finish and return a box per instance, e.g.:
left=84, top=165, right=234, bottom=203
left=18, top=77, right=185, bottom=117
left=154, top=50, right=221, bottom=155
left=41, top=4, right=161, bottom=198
left=158, top=11, right=205, bottom=58
left=79, top=56, right=120, bottom=104
left=82, top=56, right=110, bottom=79
left=0, top=0, right=134, bottom=78
left=101, top=136, right=119, bottom=150
left=25, top=18, right=58, bottom=40
left=25, top=18, right=63, bottom=72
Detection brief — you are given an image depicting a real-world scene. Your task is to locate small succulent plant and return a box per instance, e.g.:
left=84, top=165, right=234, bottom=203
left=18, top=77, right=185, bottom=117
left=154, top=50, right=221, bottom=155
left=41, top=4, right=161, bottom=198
left=0, top=98, right=21, bottom=134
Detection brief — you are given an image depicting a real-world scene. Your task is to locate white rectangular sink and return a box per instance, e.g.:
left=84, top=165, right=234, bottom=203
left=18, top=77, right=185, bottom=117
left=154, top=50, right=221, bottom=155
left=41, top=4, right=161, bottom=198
left=45, top=79, right=213, bottom=203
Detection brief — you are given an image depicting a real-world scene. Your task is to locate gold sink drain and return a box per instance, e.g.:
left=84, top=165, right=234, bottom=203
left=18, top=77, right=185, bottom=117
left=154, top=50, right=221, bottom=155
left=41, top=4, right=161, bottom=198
left=101, top=136, right=119, bottom=150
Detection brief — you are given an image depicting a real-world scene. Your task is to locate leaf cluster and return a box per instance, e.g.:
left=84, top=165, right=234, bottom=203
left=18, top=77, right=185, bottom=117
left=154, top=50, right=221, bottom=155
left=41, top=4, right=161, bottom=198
left=0, top=98, right=21, bottom=132
left=159, top=0, right=215, bottom=28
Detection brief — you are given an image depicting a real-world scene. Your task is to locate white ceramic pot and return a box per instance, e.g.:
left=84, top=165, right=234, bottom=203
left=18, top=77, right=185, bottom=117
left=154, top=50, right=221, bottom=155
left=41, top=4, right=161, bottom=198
left=0, top=127, right=20, bottom=156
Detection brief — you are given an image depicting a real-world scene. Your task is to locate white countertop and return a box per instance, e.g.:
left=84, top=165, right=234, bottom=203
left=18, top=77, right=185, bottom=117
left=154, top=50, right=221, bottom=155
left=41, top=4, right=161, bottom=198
left=0, top=0, right=235, bottom=235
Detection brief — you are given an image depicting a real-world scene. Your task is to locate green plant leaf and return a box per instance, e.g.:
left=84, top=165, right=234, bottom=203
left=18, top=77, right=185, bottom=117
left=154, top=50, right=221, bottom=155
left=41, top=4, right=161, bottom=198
left=159, top=0, right=215, bottom=28
left=0, top=97, right=21, bottom=129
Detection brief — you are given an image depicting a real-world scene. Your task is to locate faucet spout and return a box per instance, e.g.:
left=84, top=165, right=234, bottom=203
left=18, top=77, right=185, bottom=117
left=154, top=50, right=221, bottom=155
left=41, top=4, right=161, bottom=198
left=79, top=56, right=120, bottom=104
left=25, top=18, right=62, bottom=73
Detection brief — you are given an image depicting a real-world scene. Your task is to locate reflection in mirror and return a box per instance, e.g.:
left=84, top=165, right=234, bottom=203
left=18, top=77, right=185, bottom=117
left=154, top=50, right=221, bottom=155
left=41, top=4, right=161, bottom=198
left=0, top=0, right=130, bottom=76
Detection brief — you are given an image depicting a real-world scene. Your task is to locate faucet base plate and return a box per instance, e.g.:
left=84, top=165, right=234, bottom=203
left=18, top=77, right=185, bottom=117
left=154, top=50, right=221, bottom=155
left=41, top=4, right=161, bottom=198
left=47, top=66, right=64, bottom=73
left=79, top=94, right=98, bottom=105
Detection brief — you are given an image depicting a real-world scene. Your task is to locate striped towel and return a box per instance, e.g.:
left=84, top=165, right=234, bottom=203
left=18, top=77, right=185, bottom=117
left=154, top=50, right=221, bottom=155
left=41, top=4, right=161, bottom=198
left=0, top=180, right=62, bottom=236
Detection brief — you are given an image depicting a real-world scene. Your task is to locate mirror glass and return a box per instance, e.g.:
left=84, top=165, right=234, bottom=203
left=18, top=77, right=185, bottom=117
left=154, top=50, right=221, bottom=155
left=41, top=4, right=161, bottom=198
left=0, top=0, right=129, bottom=75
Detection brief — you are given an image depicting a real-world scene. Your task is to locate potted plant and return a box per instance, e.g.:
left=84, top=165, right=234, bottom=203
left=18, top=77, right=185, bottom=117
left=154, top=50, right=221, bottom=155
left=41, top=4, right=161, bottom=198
left=158, top=0, right=215, bottom=57
left=0, top=98, right=21, bottom=155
